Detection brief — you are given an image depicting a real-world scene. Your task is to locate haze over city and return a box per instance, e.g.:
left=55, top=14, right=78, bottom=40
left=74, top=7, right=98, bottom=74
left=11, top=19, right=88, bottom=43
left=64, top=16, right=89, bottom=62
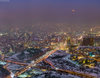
left=0, top=0, right=100, bottom=32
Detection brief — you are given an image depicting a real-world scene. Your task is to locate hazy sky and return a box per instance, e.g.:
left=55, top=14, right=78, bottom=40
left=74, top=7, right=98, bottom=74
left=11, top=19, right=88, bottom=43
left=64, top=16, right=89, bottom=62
left=0, top=0, right=100, bottom=32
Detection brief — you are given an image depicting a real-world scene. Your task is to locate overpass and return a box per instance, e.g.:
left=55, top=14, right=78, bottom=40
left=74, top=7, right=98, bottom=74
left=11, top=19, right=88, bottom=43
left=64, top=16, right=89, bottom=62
left=14, top=47, right=59, bottom=77
left=13, top=45, right=96, bottom=78
left=0, top=41, right=95, bottom=78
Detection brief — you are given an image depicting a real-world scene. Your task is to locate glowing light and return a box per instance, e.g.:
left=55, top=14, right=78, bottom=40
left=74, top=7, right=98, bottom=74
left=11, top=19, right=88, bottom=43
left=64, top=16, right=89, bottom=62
left=55, top=67, right=59, bottom=70
left=72, top=9, right=76, bottom=13
left=78, top=36, right=83, bottom=40
left=11, top=72, right=14, bottom=78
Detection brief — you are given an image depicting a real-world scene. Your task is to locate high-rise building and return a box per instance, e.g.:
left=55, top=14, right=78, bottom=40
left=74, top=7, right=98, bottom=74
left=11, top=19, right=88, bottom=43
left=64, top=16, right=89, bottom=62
left=81, top=36, right=94, bottom=46
left=81, top=33, right=100, bottom=46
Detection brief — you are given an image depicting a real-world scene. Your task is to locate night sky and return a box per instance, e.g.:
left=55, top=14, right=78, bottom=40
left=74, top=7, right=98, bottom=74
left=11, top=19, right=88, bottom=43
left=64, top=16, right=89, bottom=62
left=0, top=0, right=100, bottom=32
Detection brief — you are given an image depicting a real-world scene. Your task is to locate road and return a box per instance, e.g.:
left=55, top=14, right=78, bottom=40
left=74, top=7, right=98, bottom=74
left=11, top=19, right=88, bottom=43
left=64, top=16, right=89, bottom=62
left=9, top=42, right=96, bottom=78
left=14, top=47, right=96, bottom=78
left=14, top=47, right=59, bottom=77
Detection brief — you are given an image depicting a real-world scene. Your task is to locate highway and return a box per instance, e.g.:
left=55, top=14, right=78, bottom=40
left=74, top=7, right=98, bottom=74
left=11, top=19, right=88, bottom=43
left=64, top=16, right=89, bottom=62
left=13, top=46, right=96, bottom=78
left=42, top=56, right=96, bottom=78
left=2, top=41, right=95, bottom=78
left=14, top=47, right=59, bottom=77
